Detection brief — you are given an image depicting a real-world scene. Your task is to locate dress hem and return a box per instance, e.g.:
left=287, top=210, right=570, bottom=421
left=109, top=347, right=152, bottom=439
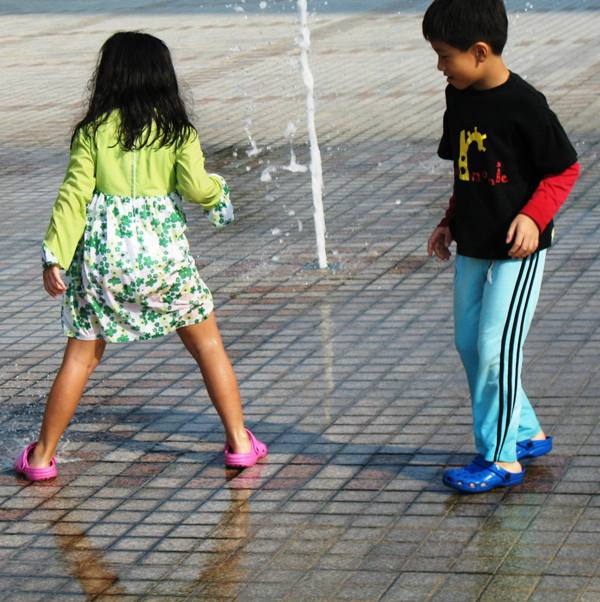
left=63, top=308, right=213, bottom=343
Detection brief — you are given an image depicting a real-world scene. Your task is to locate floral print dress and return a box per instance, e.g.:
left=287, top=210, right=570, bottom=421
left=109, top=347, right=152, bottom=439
left=42, top=112, right=233, bottom=343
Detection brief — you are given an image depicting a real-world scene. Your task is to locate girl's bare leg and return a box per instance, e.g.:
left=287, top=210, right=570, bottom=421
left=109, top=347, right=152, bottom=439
left=177, top=313, right=251, bottom=454
left=29, top=338, right=106, bottom=467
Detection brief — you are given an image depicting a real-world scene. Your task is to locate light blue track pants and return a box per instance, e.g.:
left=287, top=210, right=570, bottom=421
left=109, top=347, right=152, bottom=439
left=454, top=251, right=546, bottom=463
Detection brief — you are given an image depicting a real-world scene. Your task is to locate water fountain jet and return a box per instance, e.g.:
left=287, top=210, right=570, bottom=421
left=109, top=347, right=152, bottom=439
left=297, top=0, right=328, bottom=269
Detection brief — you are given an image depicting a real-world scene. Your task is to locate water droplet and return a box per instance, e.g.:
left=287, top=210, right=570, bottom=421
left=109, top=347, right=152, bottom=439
left=261, top=167, right=277, bottom=182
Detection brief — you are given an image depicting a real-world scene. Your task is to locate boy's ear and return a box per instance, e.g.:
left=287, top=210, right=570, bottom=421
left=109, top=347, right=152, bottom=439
left=471, top=42, right=491, bottom=64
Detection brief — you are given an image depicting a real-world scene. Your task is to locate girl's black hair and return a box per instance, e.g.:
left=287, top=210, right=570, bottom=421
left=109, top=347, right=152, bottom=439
left=72, top=31, right=194, bottom=150
left=422, top=0, right=508, bottom=55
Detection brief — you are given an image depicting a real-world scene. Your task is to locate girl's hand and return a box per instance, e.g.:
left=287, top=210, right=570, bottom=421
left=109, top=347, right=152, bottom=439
left=206, top=174, right=234, bottom=229
left=428, top=226, right=453, bottom=261
left=43, top=265, right=66, bottom=298
left=206, top=197, right=234, bottom=229
left=507, top=214, right=539, bottom=259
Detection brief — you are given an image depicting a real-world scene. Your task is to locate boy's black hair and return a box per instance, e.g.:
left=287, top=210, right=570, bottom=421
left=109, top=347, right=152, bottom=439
left=73, top=31, right=194, bottom=150
left=422, top=0, right=508, bottom=55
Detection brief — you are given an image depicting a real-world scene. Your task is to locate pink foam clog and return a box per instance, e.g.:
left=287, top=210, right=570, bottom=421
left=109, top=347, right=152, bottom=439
left=224, top=429, right=268, bottom=468
left=15, top=442, right=58, bottom=481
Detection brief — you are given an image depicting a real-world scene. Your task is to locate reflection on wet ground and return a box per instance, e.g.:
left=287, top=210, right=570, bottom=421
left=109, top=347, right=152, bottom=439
left=192, top=472, right=255, bottom=599
left=2, top=435, right=592, bottom=600
left=55, top=522, right=125, bottom=598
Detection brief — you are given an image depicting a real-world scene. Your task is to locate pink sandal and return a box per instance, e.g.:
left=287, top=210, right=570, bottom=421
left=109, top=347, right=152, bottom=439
left=14, top=442, right=58, bottom=481
left=224, top=429, right=268, bottom=468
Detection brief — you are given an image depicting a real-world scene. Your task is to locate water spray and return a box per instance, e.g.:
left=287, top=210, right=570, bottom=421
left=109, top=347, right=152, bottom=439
left=297, top=0, right=328, bottom=269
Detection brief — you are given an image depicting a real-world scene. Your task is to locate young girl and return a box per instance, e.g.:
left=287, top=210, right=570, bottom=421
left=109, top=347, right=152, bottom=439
left=15, top=31, right=267, bottom=481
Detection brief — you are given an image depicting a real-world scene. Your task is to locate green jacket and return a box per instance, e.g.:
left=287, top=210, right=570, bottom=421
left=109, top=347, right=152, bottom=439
left=43, top=111, right=225, bottom=270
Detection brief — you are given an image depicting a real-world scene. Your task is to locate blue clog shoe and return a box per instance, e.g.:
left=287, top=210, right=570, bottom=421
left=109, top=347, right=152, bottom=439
left=516, top=436, right=553, bottom=461
left=443, top=456, right=524, bottom=494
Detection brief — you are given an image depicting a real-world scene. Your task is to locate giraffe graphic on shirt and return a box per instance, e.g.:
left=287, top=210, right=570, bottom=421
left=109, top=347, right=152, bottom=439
left=459, top=127, right=487, bottom=181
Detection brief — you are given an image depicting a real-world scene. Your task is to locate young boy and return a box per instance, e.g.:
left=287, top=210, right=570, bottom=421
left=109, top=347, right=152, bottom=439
left=423, top=0, right=580, bottom=493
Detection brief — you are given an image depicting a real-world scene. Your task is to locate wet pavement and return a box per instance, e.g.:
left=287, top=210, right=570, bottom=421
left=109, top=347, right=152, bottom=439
left=2, top=0, right=600, bottom=600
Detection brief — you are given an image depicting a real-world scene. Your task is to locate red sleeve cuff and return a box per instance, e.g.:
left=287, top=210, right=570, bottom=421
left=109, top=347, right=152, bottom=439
left=437, top=194, right=456, bottom=229
left=520, top=162, right=581, bottom=232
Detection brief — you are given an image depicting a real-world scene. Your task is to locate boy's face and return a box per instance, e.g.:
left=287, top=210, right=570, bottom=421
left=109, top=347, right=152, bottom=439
left=430, top=40, right=482, bottom=90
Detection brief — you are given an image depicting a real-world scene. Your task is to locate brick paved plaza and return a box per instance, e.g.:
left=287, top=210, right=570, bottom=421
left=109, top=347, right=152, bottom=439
left=2, top=0, right=600, bottom=600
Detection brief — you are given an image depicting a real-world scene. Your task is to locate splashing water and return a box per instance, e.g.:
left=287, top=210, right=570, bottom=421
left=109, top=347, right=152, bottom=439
left=261, top=165, right=277, bottom=182
left=297, top=0, right=327, bottom=269
left=283, top=147, right=307, bottom=173
left=282, top=122, right=308, bottom=173
left=284, top=121, right=297, bottom=139
left=244, top=118, right=262, bottom=157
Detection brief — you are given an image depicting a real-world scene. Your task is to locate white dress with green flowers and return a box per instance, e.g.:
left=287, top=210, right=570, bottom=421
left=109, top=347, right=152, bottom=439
left=42, top=112, right=233, bottom=343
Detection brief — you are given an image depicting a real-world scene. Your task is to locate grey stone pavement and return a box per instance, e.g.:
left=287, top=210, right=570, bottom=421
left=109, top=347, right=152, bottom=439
left=2, top=0, right=600, bottom=600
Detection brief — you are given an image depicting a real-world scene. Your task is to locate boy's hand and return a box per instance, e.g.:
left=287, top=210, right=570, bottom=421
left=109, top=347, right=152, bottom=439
left=428, top=226, right=453, bottom=261
left=506, top=214, right=539, bottom=259
left=43, top=265, right=66, bottom=298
